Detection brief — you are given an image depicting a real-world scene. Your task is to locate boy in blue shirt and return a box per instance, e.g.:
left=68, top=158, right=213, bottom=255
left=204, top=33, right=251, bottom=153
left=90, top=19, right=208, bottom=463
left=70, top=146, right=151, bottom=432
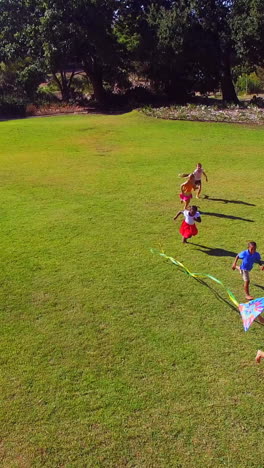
left=232, top=241, right=264, bottom=300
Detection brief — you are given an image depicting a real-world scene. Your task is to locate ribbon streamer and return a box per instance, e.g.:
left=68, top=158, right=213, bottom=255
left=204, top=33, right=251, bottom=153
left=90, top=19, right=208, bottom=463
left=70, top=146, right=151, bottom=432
left=151, top=248, right=239, bottom=307
left=151, top=248, right=264, bottom=330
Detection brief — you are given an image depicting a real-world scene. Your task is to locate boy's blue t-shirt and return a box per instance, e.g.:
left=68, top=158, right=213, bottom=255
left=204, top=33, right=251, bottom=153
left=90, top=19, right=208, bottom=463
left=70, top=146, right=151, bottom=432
left=238, top=250, right=261, bottom=271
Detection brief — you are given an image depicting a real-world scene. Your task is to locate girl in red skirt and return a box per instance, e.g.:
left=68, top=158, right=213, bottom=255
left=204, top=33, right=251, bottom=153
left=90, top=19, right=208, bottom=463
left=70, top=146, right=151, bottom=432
left=174, top=205, right=201, bottom=243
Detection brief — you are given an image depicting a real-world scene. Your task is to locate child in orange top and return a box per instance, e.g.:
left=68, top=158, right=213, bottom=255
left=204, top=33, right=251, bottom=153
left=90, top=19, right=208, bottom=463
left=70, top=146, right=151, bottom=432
left=179, top=174, right=196, bottom=209
left=180, top=163, right=208, bottom=198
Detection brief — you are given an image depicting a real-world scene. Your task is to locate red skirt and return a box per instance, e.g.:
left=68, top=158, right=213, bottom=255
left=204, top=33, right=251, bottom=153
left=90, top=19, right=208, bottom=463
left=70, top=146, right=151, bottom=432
left=180, top=220, right=198, bottom=238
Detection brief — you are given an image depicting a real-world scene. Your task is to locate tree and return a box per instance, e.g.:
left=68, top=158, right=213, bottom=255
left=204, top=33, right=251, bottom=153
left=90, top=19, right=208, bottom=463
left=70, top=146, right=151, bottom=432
left=0, top=0, right=126, bottom=103
left=39, top=0, right=124, bottom=103
left=0, top=0, right=252, bottom=105
left=232, top=0, right=264, bottom=69
left=116, top=0, right=239, bottom=102
left=0, top=60, right=45, bottom=100
left=148, top=2, right=220, bottom=97
left=193, top=0, right=239, bottom=103
left=116, top=0, right=202, bottom=100
left=0, top=0, right=45, bottom=99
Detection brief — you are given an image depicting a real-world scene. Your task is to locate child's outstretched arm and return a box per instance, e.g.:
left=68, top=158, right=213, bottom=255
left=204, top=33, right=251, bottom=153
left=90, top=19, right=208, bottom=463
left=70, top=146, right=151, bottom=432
left=173, top=211, right=182, bottom=221
left=232, top=255, right=239, bottom=270
left=179, top=172, right=190, bottom=178
left=203, top=171, right=208, bottom=182
left=195, top=215, right=201, bottom=223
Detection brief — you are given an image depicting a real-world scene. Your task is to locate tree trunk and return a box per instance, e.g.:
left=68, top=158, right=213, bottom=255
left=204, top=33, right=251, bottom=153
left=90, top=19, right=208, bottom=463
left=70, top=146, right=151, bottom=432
left=83, top=60, right=106, bottom=104
left=52, top=71, right=75, bottom=102
left=60, top=71, right=71, bottom=102
left=220, top=52, right=239, bottom=104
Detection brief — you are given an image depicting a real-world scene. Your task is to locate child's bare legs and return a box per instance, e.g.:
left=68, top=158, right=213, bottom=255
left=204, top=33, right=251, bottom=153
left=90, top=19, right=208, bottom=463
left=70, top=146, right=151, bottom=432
left=184, top=199, right=190, bottom=210
left=182, top=235, right=192, bottom=244
left=196, top=183, right=202, bottom=198
left=235, top=266, right=253, bottom=300
left=243, top=280, right=253, bottom=300
left=256, top=350, right=264, bottom=363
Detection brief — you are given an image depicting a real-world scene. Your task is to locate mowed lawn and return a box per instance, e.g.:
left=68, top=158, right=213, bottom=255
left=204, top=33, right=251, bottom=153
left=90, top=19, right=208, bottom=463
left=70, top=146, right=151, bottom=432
left=1, top=111, right=264, bottom=467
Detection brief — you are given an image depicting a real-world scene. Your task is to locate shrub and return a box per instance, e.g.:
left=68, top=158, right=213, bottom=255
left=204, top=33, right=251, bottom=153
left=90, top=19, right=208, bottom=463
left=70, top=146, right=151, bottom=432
left=124, top=86, right=154, bottom=105
left=35, top=87, right=61, bottom=105
left=0, top=96, right=27, bottom=117
left=25, top=104, right=38, bottom=116
left=236, top=73, right=263, bottom=95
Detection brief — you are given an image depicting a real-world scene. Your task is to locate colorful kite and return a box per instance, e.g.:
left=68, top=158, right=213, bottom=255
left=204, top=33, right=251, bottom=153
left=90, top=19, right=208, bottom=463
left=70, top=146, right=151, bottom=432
left=239, top=299, right=264, bottom=331
left=151, top=248, right=264, bottom=331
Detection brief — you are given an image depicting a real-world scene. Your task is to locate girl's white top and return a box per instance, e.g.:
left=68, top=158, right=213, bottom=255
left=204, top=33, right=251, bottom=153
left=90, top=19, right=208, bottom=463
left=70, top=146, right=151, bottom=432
left=183, top=210, right=201, bottom=225
left=193, top=167, right=203, bottom=180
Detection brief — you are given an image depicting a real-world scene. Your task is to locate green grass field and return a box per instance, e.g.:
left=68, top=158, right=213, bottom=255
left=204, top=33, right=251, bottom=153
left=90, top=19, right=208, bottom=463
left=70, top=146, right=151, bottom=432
left=1, top=111, right=264, bottom=467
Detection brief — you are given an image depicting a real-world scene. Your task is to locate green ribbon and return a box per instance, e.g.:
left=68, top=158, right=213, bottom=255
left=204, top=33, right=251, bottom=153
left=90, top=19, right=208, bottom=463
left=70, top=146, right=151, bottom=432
left=151, top=248, right=240, bottom=308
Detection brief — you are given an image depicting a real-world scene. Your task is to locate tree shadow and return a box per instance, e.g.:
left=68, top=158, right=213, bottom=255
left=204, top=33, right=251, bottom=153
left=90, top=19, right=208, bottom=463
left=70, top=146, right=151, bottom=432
left=188, top=242, right=237, bottom=258
left=201, top=211, right=254, bottom=222
left=203, top=195, right=255, bottom=206
left=86, top=107, right=132, bottom=116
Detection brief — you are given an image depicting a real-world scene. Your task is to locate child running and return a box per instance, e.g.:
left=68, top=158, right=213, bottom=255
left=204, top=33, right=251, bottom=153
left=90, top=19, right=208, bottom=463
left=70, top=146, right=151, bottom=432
left=232, top=241, right=264, bottom=300
left=180, top=163, right=208, bottom=198
left=255, top=350, right=264, bottom=363
left=174, top=205, right=201, bottom=243
left=179, top=173, right=196, bottom=209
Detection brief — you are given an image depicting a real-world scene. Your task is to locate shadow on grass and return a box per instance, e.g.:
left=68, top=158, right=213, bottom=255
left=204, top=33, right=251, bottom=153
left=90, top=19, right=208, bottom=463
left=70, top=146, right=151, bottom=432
left=167, top=258, right=237, bottom=310
left=203, top=195, right=255, bottom=207
left=193, top=276, right=239, bottom=314
left=201, top=211, right=254, bottom=222
left=189, top=242, right=237, bottom=258
left=168, top=261, right=264, bottom=328
left=194, top=278, right=264, bottom=327
left=253, top=284, right=264, bottom=292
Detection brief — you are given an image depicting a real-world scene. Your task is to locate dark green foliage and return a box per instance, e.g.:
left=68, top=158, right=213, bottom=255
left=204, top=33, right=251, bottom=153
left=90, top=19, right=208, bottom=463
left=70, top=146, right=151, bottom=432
left=0, top=95, right=26, bottom=116
left=124, top=86, right=154, bottom=104
left=145, top=2, right=194, bottom=99
left=0, top=61, right=45, bottom=100
left=0, top=0, right=125, bottom=103
left=0, top=0, right=264, bottom=104
left=116, top=0, right=239, bottom=102
left=38, top=0, right=124, bottom=102
left=232, top=0, right=264, bottom=67
left=236, top=72, right=264, bottom=94
left=16, top=64, right=46, bottom=100
left=192, top=0, right=239, bottom=103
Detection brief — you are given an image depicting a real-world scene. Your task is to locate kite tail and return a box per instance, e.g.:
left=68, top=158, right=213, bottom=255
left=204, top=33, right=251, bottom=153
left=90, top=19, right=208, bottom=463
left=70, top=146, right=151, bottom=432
left=151, top=248, right=240, bottom=307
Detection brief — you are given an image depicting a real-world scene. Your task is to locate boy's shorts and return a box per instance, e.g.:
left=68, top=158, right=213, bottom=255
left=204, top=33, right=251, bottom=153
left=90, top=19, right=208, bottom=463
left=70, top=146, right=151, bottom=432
left=240, top=269, right=250, bottom=281
left=195, top=180, right=201, bottom=187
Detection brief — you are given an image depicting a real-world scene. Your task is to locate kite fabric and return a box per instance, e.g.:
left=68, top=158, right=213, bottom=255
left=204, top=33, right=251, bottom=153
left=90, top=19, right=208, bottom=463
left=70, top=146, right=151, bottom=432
left=239, top=299, right=264, bottom=331
left=151, top=248, right=264, bottom=331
